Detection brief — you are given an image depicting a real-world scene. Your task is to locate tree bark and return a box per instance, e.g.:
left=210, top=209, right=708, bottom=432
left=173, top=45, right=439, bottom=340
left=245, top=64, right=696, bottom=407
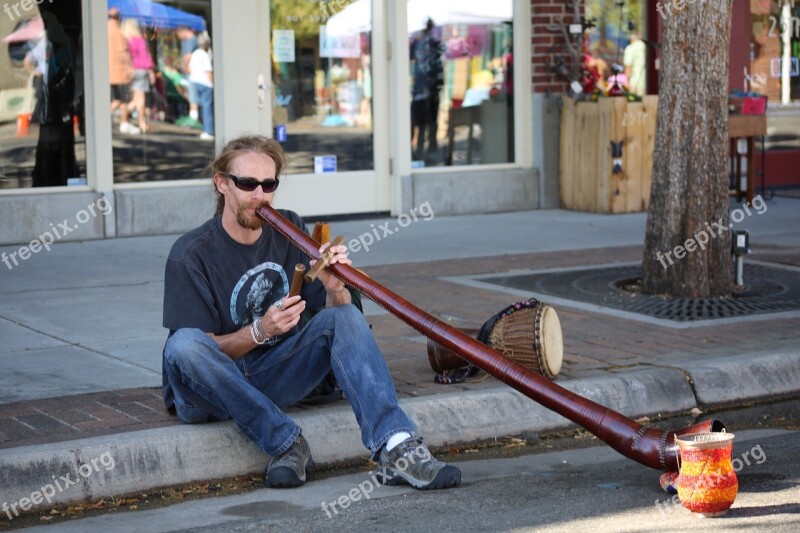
left=642, top=0, right=734, bottom=298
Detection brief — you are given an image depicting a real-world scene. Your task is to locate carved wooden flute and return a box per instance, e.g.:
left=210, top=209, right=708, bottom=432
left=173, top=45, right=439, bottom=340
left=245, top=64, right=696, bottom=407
left=289, top=264, right=305, bottom=298
left=257, top=204, right=724, bottom=471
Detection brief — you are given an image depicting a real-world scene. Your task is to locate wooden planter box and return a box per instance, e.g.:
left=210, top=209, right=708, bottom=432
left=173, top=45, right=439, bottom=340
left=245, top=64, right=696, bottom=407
left=559, top=95, right=658, bottom=213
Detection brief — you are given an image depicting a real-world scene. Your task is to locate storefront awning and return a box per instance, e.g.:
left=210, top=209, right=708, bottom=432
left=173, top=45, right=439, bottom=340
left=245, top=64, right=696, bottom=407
left=325, top=0, right=513, bottom=37
left=107, top=0, right=206, bottom=31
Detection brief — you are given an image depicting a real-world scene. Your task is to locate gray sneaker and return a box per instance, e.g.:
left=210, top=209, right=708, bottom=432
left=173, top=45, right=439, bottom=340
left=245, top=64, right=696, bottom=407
left=376, top=437, right=461, bottom=490
left=265, top=434, right=314, bottom=488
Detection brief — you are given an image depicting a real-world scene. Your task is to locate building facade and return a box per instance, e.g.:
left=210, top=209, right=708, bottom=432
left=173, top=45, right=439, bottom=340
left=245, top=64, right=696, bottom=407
left=0, top=0, right=537, bottom=246
left=1, top=0, right=797, bottom=246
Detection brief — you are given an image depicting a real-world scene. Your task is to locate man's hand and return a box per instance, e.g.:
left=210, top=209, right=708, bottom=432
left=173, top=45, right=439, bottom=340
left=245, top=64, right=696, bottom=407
left=310, top=241, right=352, bottom=306
left=310, top=241, right=351, bottom=292
left=260, top=295, right=306, bottom=337
left=209, top=295, right=305, bottom=360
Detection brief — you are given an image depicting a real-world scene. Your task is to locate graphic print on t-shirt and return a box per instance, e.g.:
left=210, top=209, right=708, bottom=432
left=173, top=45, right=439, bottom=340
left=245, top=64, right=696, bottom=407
left=229, top=262, right=289, bottom=326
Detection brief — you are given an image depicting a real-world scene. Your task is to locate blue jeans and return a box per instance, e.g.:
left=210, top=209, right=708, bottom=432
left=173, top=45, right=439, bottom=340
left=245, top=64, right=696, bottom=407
left=163, top=305, right=416, bottom=457
left=192, top=82, right=213, bottom=134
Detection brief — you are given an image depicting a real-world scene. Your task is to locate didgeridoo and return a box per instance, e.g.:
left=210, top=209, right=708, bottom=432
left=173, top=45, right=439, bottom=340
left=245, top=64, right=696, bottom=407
left=257, top=205, right=724, bottom=471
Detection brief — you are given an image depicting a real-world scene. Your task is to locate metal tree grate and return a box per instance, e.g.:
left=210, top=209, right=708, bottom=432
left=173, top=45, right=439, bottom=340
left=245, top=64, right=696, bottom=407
left=478, top=263, right=800, bottom=322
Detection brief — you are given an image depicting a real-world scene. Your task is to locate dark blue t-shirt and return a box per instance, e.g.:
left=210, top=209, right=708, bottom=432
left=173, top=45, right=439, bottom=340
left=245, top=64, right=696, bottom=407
left=163, top=212, right=325, bottom=335
left=161, top=211, right=327, bottom=410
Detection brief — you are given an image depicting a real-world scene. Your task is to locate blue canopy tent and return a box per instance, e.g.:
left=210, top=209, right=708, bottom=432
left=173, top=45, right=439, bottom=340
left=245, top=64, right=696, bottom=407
left=107, top=0, right=206, bottom=31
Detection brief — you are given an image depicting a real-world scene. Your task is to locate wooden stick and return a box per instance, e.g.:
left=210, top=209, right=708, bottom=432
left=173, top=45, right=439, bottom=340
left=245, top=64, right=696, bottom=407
left=304, top=235, right=345, bottom=282
left=311, top=222, right=330, bottom=245
left=289, top=264, right=305, bottom=297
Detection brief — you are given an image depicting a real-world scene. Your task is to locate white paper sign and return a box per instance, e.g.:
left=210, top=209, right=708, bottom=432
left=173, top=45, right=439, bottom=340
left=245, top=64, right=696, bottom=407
left=320, top=26, right=360, bottom=58
left=273, top=30, right=295, bottom=63
left=314, top=155, right=338, bottom=174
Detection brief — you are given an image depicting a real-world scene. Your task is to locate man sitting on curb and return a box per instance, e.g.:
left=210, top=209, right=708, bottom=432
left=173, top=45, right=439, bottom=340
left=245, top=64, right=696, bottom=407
left=161, top=134, right=461, bottom=490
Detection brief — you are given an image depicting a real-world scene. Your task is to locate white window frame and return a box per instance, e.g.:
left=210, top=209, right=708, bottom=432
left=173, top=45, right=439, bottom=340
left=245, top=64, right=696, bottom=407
left=387, top=0, right=532, bottom=194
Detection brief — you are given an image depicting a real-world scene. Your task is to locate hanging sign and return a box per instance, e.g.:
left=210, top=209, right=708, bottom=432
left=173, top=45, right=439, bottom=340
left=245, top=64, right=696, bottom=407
left=314, top=155, right=337, bottom=174
left=273, top=30, right=296, bottom=62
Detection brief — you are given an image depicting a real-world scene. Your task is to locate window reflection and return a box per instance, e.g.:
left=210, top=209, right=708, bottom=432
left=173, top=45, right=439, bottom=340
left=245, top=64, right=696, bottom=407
left=0, top=1, right=85, bottom=188
left=751, top=1, right=800, bottom=156
left=272, top=0, right=374, bottom=174
left=408, top=1, right=514, bottom=167
left=107, top=0, right=212, bottom=183
left=584, top=0, right=647, bottom=96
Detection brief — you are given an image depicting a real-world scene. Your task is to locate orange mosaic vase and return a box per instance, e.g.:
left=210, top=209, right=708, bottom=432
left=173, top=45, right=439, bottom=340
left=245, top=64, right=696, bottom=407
left=676, top=432, right=738, bottom=517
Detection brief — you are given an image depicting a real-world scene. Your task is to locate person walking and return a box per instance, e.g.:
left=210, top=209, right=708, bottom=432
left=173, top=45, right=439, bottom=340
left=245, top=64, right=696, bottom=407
left=624, top=31, right=647, bottom=97
left=108, top=8, right=139, bottom=135
left=177, top=26, right=200, bottom=125
left=121, top=19, right=155, bottom=133
left=410, top=19, right=445, bottom=162
left=188, top=32, right=214, bottom=140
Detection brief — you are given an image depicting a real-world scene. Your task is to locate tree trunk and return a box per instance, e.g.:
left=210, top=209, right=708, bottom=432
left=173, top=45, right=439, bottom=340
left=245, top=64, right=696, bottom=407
left=642, top=1, right=734, bottom=298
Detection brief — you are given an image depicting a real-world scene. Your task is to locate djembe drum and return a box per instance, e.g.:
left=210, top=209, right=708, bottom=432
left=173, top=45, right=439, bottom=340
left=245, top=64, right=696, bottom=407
left=428, top=299, right=563, bottom=382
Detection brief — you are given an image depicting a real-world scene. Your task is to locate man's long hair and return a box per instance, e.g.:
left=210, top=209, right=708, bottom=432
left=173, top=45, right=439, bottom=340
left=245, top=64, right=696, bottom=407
left=209, top=135, right=287, bottom=216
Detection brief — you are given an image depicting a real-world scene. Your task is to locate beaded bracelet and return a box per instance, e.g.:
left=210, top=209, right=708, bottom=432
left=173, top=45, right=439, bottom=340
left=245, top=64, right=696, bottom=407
left=250, top=320, right=269, bottom=345
left=252, top=318, right=280, bottom=346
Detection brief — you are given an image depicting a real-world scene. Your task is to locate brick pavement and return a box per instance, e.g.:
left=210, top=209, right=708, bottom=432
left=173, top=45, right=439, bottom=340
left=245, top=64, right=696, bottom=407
left=2, top=245, right=798, bottom=450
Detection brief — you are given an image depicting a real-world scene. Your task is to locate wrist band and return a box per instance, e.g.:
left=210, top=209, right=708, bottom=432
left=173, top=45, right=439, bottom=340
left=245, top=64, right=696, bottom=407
left=250, top=320, right=269, bottom=345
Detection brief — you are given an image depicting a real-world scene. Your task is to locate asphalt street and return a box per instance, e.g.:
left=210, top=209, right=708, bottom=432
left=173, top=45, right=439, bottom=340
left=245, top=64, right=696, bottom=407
left=18, top=427, right=799, bottom=533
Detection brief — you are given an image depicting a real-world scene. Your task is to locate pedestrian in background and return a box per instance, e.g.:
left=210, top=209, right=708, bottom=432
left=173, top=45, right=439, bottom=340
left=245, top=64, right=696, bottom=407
left=624, top=30, right=646, bottom=97
left=189, top=32, right=214, bottom=140
left=177, top=26, right=200, bottom=125
left=410, top=19, right=445, bottom=163
left=108, top=8, right=139, bottom=135
left=121, top=19, right=155, bottom=133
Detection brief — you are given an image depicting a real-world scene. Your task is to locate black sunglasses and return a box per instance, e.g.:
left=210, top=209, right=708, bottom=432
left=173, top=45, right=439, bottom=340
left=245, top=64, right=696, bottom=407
left=224, top=173, right=280, bottom=193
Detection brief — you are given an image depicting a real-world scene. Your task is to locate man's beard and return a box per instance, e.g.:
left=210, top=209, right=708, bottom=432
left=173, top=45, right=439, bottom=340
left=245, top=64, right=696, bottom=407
left=236, top=202, right=268, bottom=230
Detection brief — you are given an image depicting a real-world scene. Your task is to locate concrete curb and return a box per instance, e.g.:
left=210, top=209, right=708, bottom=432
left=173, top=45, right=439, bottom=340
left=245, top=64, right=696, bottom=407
left=0, top=367, right=695, bottom=510
left=684, top=350, right=800, bottom=407
left=1, top=354, right=798, bottom=511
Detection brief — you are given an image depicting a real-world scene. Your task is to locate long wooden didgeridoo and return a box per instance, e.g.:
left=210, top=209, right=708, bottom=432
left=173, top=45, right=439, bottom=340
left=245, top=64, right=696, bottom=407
left=257, top=205, right=724, bottom=471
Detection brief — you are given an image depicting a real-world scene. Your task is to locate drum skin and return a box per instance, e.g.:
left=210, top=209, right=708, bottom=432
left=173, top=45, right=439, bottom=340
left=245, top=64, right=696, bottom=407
left=539, top=307, right=563, bottom=377
left=488, top=304, right=563, bottom=380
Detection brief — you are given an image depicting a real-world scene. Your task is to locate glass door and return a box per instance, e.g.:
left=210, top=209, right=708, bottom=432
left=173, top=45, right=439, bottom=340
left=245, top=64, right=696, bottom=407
left=264, top=0, right=388, bottom=216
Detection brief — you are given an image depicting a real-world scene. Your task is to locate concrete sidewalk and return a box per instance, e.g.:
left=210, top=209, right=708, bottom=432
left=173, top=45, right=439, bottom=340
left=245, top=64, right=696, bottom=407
left=1, top=198, right=799, bottom=512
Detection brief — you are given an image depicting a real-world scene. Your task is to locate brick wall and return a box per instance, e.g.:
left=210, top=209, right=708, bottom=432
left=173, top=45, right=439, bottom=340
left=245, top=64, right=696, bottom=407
left=531, top=0, right=585, bottom=94
left=749, top=0, right=781, bottom=100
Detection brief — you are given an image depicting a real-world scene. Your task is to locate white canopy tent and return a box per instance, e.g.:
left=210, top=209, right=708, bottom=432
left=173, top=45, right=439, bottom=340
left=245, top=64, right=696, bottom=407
left=407, top=0, right=513, bottom=32
left=325, top=0, right=513, bottom=37
left=324, top=0, right=371, bottom=37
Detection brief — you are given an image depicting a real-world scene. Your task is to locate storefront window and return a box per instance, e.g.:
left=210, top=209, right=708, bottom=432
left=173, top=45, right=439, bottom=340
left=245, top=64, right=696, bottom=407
left=584, top=0, right=648, bottom=96
left=752, top=0, right=800, bottom=145
left=0, top=0, right=86, bottom=188
left=407, top=1, right=514, bottom=167
left=271, top=0, right=374, bottom=174
left=106, top=0, right=212, bottom=184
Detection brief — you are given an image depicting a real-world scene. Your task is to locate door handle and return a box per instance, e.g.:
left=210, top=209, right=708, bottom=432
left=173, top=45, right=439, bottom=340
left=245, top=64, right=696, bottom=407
left=257, top=73, right=267, bottom=109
